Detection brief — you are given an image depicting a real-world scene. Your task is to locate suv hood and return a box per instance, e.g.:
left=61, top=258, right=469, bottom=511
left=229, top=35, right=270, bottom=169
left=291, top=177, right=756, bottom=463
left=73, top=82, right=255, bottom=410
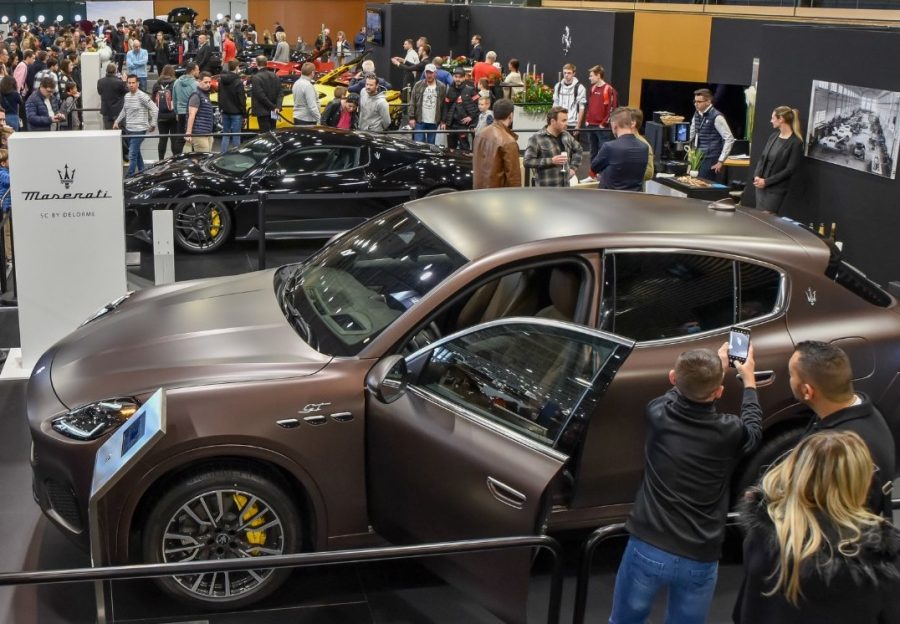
left=49, top=269, right=331, bottom=408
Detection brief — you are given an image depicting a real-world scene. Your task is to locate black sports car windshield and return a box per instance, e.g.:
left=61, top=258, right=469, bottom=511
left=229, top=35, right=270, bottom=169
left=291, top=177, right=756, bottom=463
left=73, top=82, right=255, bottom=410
left=275, top=210, right=467, bottom=357
left=207, top=133, right=281, bottom=175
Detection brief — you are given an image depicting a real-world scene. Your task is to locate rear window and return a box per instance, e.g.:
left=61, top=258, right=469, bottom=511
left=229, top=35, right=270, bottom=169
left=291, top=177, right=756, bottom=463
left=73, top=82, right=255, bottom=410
left=826, top=244, right=892, bottom=307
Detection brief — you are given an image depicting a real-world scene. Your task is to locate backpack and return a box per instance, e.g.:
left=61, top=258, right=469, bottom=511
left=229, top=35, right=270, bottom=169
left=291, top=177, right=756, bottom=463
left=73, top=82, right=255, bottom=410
left=155, top=81, right=173, bottom=114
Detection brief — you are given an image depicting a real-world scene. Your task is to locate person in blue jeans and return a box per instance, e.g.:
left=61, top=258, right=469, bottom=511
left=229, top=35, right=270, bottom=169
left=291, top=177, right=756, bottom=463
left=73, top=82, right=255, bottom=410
left=217, top=59, right=246, bottom=152
left=609, top=344, right=762, bottom=624
left=113, top=75, right=158, bottom=177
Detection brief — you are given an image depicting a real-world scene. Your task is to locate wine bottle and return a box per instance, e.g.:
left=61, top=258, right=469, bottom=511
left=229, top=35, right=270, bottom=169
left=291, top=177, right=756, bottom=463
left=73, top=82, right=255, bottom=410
left=830, top=222, right=837, bottom=241
left=818, top=223, right=826, bottom=236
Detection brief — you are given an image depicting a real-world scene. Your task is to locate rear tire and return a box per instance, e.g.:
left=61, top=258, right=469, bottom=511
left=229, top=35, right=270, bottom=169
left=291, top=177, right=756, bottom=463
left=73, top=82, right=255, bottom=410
left=732, top=427, right=805, bottom=502
left=142, top=467, right=301, bottom=610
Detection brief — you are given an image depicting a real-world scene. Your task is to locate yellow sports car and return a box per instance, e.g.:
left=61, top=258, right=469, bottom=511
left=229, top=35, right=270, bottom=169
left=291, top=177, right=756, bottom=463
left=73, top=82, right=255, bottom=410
left=211, top=57, right=403, bottom=130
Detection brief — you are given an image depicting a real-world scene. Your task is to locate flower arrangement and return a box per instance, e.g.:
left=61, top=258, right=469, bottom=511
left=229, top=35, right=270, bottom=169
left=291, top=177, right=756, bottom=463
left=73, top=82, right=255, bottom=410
left=513, top=74, right=554, bottom=113
left=443, top=55, right=469, bottom=69
left=684, top=146, right=705, bottom=174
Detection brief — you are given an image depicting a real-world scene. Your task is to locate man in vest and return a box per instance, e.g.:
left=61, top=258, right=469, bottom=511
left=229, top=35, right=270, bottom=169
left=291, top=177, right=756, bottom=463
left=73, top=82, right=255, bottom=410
left=689, top=88, right=735, bottom=181
left=185, top=72, right=215, bottom=152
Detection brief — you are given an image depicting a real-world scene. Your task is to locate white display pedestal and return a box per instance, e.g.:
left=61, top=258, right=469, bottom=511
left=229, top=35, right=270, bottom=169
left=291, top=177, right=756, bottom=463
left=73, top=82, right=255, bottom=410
left=80, top=51, right=103, bottom=131
left=513, top=105, right=548, bottom=151
left=8, top=131, right=126, bottom=372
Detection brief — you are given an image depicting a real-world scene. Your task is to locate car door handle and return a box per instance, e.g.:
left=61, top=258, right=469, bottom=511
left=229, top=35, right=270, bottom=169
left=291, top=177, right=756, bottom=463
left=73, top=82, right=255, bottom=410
left=486, top=477, right=526, bottom=510
left=738, top=370, right=776, bottom=387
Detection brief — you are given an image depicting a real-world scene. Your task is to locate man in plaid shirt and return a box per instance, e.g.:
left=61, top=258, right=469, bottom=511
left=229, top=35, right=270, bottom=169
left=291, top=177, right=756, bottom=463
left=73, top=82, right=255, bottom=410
left=524, top=106, right=583, bottom=187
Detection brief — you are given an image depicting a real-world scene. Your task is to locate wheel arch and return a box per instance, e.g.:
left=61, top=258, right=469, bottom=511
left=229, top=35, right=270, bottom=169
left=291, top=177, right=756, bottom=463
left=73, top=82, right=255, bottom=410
left=123, top=447, right=327, bottom=564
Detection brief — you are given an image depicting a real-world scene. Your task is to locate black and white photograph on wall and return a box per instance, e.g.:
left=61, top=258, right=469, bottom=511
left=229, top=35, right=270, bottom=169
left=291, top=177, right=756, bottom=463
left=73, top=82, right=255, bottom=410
left=806, top=80, right=900, bottom=179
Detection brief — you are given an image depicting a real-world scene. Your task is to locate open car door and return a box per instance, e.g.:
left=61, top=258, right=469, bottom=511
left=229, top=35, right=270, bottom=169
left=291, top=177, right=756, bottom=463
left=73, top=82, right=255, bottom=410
left=366, top=318, right=633, bottom=623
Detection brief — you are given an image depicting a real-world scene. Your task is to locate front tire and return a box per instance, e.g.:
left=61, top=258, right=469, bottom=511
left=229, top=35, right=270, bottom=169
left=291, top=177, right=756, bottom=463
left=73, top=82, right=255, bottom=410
left=142, top=467, right=301, bottom=610
left=171, top=196, right=233, bottom=253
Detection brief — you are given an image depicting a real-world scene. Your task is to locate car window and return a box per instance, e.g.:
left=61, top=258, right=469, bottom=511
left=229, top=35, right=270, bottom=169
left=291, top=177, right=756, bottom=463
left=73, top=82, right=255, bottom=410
left=739, top=262, right=781, bottom=321
left=402, top=262, right=588, bottom=355
left=416, top=321, right=619, bottom=448
left=271, top=147, right=361, bottom=175
left=606, top=253, right=735, bottom=341
left=207, top=133, right=281, bottom=174
left=276, top=210, right=467, bottom=357
left=602, top=252, right=784, bottom=341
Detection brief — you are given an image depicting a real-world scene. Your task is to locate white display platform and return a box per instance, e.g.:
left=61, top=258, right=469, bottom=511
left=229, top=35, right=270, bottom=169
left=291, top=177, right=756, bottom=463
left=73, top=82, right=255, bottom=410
left=9, top=131, right=127, bottom=370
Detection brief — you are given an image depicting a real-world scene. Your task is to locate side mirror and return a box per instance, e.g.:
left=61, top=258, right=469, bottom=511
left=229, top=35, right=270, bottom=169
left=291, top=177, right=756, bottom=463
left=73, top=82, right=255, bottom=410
left=366, top=355, right=408, bottom=404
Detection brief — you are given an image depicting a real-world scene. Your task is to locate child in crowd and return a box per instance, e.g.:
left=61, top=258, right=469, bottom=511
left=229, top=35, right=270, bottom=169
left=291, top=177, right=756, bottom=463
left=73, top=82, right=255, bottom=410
left=478, top=77, right=491, bottom=102
left=475, top=95, right=494, bottom=133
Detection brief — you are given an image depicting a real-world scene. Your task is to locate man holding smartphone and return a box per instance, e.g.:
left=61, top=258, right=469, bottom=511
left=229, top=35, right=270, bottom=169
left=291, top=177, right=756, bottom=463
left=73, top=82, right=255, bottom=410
left=610, top=342, right=762, bottom=623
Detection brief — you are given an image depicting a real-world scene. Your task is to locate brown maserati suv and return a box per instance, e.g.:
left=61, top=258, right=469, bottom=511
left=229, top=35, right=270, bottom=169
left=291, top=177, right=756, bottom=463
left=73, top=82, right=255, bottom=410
left=28, top=189, right=900, bottom=619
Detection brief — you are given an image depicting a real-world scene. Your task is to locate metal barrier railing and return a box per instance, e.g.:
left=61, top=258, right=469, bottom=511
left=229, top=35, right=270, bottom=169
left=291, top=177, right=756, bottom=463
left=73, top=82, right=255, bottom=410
left=123, top=188, right=420, bottom=274
left=0, top=534, right=565, bottom=624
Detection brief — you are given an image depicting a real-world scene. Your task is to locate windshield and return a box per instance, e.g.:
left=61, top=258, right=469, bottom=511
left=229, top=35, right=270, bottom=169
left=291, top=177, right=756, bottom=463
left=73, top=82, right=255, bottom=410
left=275, top=209, right=467, bottom=357
left=207, top=133, right=281, bottom=175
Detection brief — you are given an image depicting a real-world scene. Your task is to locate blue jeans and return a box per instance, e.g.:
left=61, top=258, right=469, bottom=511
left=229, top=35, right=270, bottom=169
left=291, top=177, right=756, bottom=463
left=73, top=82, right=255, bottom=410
left=609, top=536, right=718, bottom=624
left=125, top=130, right=146, bottom=177
left=414, top=122, right=438, bottom=144
left=587, top=126, right=614, bottom=172
left=6, top=114, right=19, bottom=131
left=138, top=76, right=147, bottom=92
left=220, top=114, right=243, bottom=152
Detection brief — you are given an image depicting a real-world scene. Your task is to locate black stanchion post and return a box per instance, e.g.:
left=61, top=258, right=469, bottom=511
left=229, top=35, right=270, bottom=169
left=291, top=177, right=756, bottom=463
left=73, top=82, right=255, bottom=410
left=258, top=192, right=268, bottom=271
left=572, top=523, right=626, bottom=624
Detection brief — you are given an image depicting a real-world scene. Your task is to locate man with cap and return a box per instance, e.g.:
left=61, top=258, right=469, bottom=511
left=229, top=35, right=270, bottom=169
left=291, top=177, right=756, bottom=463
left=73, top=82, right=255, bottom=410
left=408, top=63, right=447, bottom=144
left=442, top=66, right=479, bottom=150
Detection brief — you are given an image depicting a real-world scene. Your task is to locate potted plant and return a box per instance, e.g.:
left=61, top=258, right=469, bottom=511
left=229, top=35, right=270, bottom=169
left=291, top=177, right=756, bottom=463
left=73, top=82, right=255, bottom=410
left=685, top=146, right=704, bottom=177
left=512, top=74, right=554, bottom=114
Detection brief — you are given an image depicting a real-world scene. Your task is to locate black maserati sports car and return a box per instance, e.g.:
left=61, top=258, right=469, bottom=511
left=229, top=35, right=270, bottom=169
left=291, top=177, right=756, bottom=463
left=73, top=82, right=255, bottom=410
left=124, top=127, right=474, bottom=253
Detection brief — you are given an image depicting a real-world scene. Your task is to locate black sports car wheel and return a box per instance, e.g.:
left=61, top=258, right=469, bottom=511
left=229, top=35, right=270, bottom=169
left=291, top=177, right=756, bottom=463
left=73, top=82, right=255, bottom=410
left=172, top=196, right=233, bottom=253
left=142, top=468, right=301, bottom=609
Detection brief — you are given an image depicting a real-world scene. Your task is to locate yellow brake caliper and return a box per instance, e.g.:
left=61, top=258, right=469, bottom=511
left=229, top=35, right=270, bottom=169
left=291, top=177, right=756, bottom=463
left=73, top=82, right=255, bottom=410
left=233, top=494, right=267, bottom=551
left=209, top=208, right=221, bottom=238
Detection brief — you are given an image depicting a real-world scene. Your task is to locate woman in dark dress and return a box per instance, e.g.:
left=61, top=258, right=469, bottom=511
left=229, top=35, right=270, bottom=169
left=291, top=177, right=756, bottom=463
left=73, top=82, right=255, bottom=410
left=734, top=430, right=900, bottom=624
left=753, top=105, right=804, bottom=214
left=154, top=32, right=170, bottom=75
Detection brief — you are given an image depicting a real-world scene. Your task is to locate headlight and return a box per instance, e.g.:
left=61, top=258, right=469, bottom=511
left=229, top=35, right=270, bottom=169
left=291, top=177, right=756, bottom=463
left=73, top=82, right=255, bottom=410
left=81, top=291, right=134, bottom=326
left=51, top=399, right=140, bottom=440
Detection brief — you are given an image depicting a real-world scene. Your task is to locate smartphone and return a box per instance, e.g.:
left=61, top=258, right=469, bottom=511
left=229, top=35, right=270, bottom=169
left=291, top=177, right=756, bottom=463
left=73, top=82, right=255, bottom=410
left=728, top=326, right=751, bottom=367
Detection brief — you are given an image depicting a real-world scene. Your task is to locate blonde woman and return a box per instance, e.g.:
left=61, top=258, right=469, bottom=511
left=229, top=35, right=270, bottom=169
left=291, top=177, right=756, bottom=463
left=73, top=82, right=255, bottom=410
left=272, top=31, right=289, bottom=62
left=734, top=430, right=900, bottom=623
left=753, top=105, right=804, bottom=214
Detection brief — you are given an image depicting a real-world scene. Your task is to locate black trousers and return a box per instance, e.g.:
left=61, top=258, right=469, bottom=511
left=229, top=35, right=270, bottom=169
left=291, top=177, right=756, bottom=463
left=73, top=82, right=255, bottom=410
left=157, top=116, right=178, bottom=160
left=447, top=125, right=471, bottom=151
left=257, top=115, right=275, bottom=132
left=172, top=114, right=187, bottom=155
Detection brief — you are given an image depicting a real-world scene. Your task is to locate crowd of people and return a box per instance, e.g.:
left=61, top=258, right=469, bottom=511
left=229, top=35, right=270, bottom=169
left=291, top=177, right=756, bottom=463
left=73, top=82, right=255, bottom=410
left=606, top=339, right=900, bottom=624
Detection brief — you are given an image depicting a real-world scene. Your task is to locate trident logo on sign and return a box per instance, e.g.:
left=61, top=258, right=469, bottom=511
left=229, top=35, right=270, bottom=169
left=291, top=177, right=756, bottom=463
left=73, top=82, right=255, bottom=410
left=57, top=164, right=76, bottom=189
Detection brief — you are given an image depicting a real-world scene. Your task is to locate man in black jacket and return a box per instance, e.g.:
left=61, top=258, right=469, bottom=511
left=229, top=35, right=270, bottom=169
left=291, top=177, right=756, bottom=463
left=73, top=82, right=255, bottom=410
left=249, top=55, right=282, bottom=132
left=217, top=59, right=246, bottom=151
left=610, top=344, right=762, bottom=623
left=792, top=340, right=896, bottom=517
left=97, top=62, right=129, bottom=158
left=442, top=67, right=478, bottom=151
left=194, top=33, right=213, bottom=72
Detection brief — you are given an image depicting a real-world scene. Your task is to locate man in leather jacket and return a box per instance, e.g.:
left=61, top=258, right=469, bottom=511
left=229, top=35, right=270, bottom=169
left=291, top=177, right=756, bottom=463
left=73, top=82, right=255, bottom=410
left=442, top=67, right=478, bottom=151
left=472, top=98, right=520, bottom=188
left=610, top=345, right=762, bottom=623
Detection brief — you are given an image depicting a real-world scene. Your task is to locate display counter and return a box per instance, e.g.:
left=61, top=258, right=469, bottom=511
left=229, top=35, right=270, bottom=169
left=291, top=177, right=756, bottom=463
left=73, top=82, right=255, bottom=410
left=645, top=175, right=731, bottom=201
